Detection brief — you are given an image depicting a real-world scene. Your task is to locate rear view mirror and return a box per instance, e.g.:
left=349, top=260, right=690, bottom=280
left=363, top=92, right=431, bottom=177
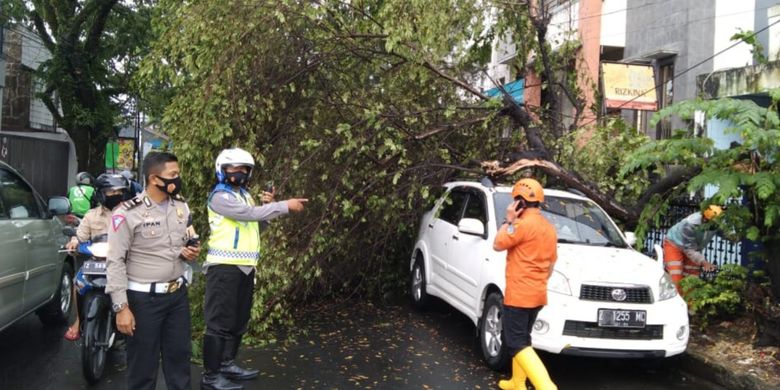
left=624, top=231, right=637, bottom=247
left=458, top=218, right=485, bottom=236
left=48, top=196, right=71, bottom=216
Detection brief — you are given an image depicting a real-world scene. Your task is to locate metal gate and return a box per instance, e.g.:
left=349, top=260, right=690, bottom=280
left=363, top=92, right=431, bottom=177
left=0, top=133, right=69, bottom=200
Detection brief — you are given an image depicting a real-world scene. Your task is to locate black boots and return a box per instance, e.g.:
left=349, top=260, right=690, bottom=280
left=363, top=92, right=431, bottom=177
left=201, top=335, right=243, bottom=390
left=220, top=336, right=259, bottom=380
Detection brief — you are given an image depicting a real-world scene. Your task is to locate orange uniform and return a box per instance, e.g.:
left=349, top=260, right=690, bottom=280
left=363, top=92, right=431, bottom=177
left=494, top=208, right=558, bottom=308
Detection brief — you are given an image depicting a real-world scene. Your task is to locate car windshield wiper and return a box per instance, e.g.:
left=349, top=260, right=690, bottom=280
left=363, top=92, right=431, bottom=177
left=557, top=238, right=585, bottom=244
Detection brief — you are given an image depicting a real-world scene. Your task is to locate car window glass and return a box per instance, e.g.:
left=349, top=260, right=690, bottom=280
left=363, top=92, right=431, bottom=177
left=463, top=193, right=487, bottom=224
left=541, top=197, right=624, bottom=247
left=438, top=190, right=467, bottom=225
left=0, top=169, right=40, bottom=219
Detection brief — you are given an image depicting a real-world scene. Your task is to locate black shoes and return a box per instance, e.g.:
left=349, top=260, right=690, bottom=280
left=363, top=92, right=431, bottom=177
left=201, top=371, right=243, bottom=390
left=220, top=360, right=259, bottom=380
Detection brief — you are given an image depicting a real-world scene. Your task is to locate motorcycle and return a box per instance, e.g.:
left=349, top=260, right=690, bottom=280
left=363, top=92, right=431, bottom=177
left=67, top=234, right=118, bottom=384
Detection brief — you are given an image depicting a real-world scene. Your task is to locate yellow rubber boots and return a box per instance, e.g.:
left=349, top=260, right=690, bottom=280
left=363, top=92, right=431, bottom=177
left=515, top=347, right=556, bottom=390
left=497, top=354, right=526, bottom=389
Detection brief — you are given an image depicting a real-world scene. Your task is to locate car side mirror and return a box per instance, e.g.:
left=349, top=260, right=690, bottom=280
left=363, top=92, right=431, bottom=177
left=48, top=196, right=71, bottom=216
left=458, top=218, right=485, bottom=237
left=624, top=231, right=637, bottom=247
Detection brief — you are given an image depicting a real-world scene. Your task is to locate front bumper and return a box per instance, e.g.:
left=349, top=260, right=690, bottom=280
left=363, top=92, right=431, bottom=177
left=531, top=292, right=689, bottom=358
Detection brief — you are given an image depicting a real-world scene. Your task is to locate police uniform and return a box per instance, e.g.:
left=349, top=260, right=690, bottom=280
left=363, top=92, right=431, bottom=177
left=106, top=192, right=192, bottom=390
left=75, top=206, right=111, bottom=242
left=201, top=183, right=288, bottom=385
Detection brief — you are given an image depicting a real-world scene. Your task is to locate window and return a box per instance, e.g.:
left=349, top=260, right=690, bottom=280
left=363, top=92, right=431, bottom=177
left=463, top=192, right=487, bottom=225
left=0, top=169, right=40, bottom=219
left=438, top=190, right=468, bottom=225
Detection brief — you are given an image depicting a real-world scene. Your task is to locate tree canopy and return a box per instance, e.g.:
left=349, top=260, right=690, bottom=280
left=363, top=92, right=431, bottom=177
left=2, top=0, right=154, bottom=173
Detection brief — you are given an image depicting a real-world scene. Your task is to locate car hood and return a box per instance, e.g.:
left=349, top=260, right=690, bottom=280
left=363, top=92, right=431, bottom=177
left=555, top=244, right=665, bottom=286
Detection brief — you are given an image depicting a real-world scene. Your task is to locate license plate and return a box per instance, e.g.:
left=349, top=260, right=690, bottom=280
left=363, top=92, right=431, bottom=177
left=598, top=309, right=646, bottom=328
left=82, top=260, right=107, bottom=275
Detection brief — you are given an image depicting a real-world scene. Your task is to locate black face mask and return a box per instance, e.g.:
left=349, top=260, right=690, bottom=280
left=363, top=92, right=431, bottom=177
left=103, top=194, right=124, bottom=210
left=155, top=176, right=182, bottom=197
left=225, top=171, right=249, bottom=187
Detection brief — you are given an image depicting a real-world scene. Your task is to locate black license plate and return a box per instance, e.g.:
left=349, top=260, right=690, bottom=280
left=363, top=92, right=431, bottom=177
left=82, top=260, right=107, bottom=275
left=598, top=309, right=646, bottom=328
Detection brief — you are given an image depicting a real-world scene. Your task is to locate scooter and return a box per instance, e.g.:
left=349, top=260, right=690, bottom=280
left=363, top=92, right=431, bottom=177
left=69, top=234, right=118, bottom=385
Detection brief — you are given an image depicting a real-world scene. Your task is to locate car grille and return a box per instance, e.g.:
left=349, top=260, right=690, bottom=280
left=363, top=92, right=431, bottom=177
left=579, top=284, right=653, bottom=304
left=563, top=320, right=664, bottom=340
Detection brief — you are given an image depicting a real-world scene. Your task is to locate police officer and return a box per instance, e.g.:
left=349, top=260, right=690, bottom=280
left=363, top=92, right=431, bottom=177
left=106, top=152, right=201, bottom=390
left=201, top=148, right=307, bottom=390
left=64, top=173, right=131, bottom=341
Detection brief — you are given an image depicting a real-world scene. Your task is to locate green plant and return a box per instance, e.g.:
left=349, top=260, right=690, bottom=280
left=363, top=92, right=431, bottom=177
left=681, top=264, right=748, bottom=328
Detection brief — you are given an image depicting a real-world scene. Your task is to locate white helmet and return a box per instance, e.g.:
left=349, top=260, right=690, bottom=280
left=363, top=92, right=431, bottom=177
left=215, top=148, right=255, bottom=182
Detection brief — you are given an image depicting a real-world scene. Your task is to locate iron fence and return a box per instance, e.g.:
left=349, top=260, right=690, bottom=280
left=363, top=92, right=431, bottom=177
left=642, top=199, right=742, bottom=269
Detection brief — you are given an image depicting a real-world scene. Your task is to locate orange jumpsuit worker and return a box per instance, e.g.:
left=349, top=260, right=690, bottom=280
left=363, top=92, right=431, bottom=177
left=663, top=205, right=722, bottom=293
left=493, top=178, right=557, bottom=390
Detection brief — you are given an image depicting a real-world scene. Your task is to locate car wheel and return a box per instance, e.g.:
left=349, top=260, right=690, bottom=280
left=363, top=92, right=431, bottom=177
left=37, top=262, right=74, bottom=325
left=479, top=292, right=510, bottom=370
left=410, top=256, right=429, bottom=309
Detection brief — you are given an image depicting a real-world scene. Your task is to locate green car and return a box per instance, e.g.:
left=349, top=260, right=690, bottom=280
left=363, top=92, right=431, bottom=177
left=0, top=161, right=73, bottom=332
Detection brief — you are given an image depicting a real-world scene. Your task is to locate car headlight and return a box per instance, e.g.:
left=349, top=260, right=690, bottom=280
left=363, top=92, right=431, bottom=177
left=659, top=273, right=678, bottom=301
left=547, top=270, right=572, bottom=296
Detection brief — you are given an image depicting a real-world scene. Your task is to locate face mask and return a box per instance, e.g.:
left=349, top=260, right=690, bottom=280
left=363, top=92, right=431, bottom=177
left=225, top=171, right=249, bottom=187
left=103, top=194, right=124, bottom=210
left=155, top=176, right=182, bottom=197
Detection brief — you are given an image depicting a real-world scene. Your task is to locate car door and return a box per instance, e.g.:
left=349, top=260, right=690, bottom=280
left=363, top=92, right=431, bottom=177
left=427, top=189, right=467, bottom=292
left=0, top=168, right=57, bottom=312
left=0, top=180, right=26, bottom=330
left=447, top=190, right=488, bottom=310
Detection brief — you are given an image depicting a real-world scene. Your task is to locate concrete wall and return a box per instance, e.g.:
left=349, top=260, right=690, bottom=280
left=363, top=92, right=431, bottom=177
left=624, top=0, right=717, bottom=104
left=713, top=0, right=756, bottom=71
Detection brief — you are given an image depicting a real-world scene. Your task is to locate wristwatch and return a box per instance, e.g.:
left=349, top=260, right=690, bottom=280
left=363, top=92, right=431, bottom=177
left=112, top=302, right=127, bottom=313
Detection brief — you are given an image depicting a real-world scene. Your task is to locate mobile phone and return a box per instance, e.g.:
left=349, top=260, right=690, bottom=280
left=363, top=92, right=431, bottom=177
left=515, top=200, right=524, bottom=212
left=186, top=235, right=200, bottom=247
left=265, top=180, right=274, bottom=193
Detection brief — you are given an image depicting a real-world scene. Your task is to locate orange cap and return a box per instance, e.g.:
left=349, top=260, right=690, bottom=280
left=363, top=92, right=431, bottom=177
left=512, top=178, right=544, bottom=202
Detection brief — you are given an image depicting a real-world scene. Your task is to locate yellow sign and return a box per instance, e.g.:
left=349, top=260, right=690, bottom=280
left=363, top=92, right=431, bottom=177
left=602, top=63, right=657, bottom=111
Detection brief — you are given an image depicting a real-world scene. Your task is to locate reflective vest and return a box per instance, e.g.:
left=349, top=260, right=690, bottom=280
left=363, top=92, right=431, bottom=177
left=206, top=184, right=261, bottom=266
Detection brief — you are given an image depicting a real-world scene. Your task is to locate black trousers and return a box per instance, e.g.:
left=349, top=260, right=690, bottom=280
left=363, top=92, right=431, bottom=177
left=204, top=264, right=255, bottom=342
left=126, top=285, right=191, bottom=390
left=503, top=305, right=542, bottom=356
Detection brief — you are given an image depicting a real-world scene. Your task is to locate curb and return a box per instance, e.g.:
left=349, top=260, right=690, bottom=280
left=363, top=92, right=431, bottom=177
left=679, top=347, right=772, bottom=390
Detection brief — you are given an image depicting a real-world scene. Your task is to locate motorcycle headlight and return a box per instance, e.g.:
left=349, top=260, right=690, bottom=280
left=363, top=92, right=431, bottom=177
left=547, top=270, right=572, bottom=296
left=659, top=273, right=678, bottom=301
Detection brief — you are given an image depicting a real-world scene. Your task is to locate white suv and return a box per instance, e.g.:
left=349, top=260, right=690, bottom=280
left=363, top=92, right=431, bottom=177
left=409, top=180, right=688, bottom=369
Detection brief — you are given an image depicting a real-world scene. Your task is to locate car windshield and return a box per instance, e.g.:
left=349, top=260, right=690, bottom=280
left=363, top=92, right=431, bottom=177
left=493, top=192, right=626, bottom=247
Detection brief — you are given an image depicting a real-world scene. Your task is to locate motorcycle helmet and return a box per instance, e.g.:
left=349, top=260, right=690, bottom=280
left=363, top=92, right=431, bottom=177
left=76, top=172, right=94, bottom=186
left=215, top=148, right=255, bottom=184
left=94, top=173, right=130, bottom=209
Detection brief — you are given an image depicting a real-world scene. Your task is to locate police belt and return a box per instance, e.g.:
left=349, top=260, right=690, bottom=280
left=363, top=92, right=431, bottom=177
left=128, top=276, right=186, bottom=294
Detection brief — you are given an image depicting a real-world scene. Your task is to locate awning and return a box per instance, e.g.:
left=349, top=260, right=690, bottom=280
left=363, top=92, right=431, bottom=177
left=485, top=79, right=524, bottom=103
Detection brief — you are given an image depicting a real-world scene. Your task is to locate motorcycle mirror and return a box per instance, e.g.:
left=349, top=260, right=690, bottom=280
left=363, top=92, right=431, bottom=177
left=62, top=226, right=77, bottom=237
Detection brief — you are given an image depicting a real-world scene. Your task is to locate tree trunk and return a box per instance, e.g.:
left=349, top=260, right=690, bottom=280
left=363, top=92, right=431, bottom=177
left=69, top=126, right=109, bottom=175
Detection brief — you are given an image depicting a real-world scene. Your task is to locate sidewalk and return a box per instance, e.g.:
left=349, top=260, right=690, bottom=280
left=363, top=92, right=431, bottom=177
left=680, top=318, right=780, bottom=390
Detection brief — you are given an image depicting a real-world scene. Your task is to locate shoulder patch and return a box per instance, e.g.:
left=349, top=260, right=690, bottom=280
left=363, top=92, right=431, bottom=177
left=174, top=193, right=186, bottom=202
left=112, top=215, right=126, bottom=231
left=143, top=196, right=153, bottom=208
left=122, top=197, right=143, bottom=210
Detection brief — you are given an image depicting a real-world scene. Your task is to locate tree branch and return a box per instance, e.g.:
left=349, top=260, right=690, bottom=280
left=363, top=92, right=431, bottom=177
left=85, top=0, right=119, bottom=53
left=30, top=10, right=57, bottom=52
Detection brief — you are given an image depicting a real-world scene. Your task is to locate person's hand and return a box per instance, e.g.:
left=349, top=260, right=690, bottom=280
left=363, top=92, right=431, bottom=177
left=65, top=238, right=78, bottom=252
left=702, top=261, right=717, bottom=272
left=505, top=201, right=521, bottom=223
left=287, top=198, right=308, bottom=212
left=261, top=188, right=275, bottom=203
left=180, top=245, right=200, bottom=261
left=116, top=307, right=136, bottom=336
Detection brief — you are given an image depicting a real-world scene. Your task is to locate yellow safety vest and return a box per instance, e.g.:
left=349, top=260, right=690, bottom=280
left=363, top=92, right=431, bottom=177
left=206, top=185, right=261, bottom=266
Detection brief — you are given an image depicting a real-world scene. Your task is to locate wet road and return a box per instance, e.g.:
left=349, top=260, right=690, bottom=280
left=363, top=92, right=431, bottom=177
left=0, top=297, right=723, bottom=389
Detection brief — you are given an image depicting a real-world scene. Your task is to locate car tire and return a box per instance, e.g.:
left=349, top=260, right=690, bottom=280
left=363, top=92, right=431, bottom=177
left=37, top=262, right=74, bottom=325
left=479, top=291, right=510, bottom=370
left=410, top=256, right=429, bottom=309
